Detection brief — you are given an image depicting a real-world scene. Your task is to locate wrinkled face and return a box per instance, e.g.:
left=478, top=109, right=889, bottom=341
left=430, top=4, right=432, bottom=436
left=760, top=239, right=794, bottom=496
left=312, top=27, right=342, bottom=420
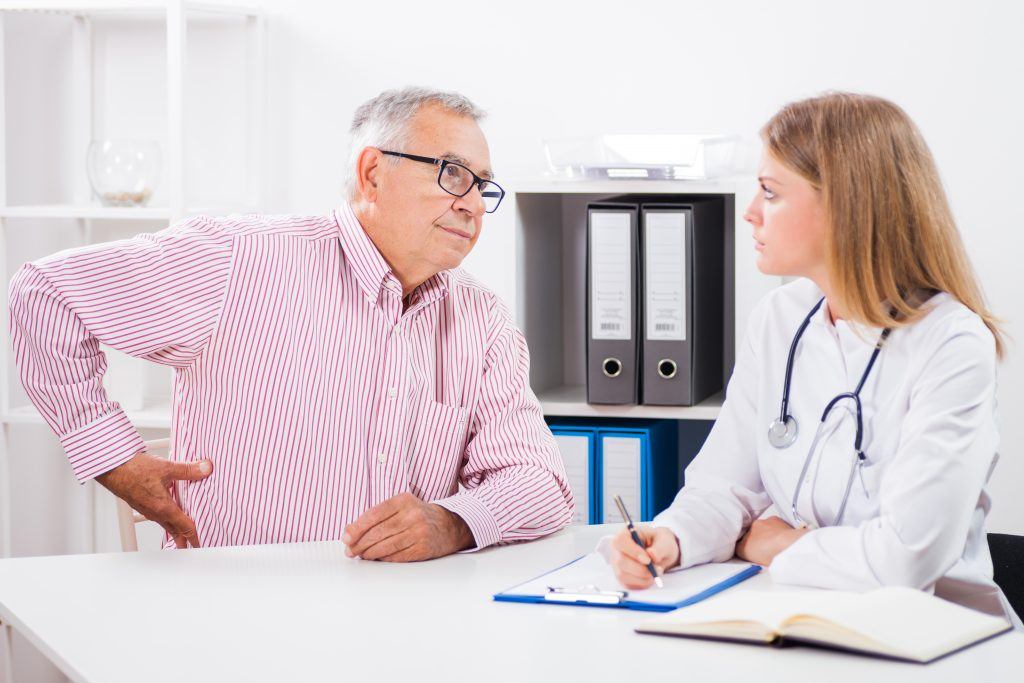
left=744, top=151, right=828, bottom=281
left=366, top=104, right=493, bottom=275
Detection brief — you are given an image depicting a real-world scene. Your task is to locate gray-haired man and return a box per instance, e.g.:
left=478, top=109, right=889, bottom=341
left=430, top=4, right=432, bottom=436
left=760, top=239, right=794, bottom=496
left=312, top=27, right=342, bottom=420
left=10, top=87, right=574, bottom=559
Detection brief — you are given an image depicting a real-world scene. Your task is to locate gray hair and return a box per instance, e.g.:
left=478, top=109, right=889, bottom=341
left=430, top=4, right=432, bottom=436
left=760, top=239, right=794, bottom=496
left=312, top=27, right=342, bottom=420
left=344, top=87, right=486, bottom=199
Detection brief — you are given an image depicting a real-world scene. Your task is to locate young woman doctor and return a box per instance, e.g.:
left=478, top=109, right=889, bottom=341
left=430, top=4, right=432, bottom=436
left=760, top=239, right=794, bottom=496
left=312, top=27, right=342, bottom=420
left=608, top=92, right=1017, bottom=624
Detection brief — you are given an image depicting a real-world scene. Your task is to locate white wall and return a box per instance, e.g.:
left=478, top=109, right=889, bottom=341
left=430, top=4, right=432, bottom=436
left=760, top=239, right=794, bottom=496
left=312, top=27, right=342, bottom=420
left=258, top=0, right=1023, bottom=531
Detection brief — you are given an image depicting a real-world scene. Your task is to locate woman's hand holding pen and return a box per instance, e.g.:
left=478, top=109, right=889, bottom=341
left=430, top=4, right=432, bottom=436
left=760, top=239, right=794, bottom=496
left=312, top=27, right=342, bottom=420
left=609, top=526, right=681, bottom=589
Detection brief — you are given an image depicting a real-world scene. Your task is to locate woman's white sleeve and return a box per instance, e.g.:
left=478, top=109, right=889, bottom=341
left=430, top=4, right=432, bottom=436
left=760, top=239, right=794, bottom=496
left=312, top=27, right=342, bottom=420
left=651, top=307, right=772, bottom=568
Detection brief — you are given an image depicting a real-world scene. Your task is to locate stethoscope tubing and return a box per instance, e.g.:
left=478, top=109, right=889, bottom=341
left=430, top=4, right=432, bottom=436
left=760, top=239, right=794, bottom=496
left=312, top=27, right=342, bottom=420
left=775, top=297, right=893, bottom=528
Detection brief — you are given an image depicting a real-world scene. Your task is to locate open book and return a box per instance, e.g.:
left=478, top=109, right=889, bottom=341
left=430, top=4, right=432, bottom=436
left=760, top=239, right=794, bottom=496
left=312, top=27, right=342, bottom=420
left=636, top=586, right=1011, bottom=663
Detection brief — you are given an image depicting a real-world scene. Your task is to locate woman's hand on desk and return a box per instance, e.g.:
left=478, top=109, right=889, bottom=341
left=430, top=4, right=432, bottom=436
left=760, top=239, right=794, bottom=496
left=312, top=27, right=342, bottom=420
left=735, top=516, right=809, bottom=566
left=609, top=526, right=680, bottom=589
left=342, top=492, right=474, bottom=562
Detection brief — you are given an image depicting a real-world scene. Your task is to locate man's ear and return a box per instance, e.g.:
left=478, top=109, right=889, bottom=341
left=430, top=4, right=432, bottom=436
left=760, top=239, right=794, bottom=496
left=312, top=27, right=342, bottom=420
left=355, top=147, right=382, bottom=202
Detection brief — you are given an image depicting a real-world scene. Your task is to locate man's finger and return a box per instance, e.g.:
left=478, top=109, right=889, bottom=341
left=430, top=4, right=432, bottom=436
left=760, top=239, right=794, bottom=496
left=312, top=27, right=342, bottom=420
left=164, top=459, right=213, bottom=483
left=360, top=531, right=417, bottom=561
left=346, top=515, right=405, bottom=558
left=378, top=540, right=423, bottom=563
left=343, top=495, right=407, bottom=545
left=163, top=506, right=202, bottom=548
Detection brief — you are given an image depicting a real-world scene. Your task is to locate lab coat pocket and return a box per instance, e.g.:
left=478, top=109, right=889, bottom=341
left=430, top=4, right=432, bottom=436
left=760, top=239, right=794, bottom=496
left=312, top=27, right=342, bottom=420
left=407, top=399, right=471, bottom=500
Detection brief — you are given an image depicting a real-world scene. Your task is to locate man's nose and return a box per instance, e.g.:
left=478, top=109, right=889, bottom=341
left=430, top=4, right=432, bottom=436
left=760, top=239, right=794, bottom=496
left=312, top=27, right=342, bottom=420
left=453, top=183, right=486, bottom=216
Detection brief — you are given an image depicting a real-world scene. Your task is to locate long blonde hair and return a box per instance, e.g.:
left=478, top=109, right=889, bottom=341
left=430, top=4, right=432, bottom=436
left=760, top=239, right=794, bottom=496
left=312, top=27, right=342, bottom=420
left=761, top=92, right=1005, bottom=358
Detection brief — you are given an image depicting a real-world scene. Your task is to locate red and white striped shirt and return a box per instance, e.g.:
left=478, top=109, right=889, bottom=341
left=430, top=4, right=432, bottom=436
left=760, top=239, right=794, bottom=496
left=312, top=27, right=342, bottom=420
left=9, top=203, right=574, bottom=549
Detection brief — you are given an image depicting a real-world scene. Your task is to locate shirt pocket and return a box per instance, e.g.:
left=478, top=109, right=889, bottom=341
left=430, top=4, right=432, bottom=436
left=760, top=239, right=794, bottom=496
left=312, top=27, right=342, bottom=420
left=407, top=399, right=471, bottom=500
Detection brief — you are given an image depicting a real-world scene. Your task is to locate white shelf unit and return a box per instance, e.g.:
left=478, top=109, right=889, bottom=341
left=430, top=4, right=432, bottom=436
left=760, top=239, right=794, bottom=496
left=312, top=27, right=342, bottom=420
left=510, top=177, right=781, bottom=421
left=0, top=1, right=266, bottom=568
left=0, top=204, right=253, bottom=219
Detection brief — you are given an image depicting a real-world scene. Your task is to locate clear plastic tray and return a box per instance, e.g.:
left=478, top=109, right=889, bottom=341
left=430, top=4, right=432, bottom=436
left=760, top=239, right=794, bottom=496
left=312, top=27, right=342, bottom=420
left=543, top=134, right=743, bottom=180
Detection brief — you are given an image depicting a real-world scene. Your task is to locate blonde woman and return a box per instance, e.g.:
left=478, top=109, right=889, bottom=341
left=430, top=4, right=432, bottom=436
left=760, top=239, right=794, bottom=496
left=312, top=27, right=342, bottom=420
left=608, top=92, right=1018, bottom=625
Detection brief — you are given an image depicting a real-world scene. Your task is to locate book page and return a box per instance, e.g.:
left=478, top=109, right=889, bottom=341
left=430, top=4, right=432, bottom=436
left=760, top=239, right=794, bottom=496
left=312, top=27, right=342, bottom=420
left=641, top=589, right=848, bottom=633
left=787, top=587, right=1011, bottom=661
left=639, top=586, right=1010, bottom=661
left=500, top=552, right=755, bottom=607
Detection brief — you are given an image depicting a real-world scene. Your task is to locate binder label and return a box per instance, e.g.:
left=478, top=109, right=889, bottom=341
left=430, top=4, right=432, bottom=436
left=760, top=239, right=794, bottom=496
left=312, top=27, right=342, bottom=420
left=644, top=211, right=687, bottom=341
left=590, top=211, right=632, bottom=341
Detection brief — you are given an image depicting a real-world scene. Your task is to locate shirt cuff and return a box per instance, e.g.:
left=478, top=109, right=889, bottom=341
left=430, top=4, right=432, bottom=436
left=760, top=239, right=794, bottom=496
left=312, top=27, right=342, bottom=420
left=651, top=511, right=725, bottom=570
left=432, top=492, right=502, bottom=551
left=60, top=409, right=146, bottom=483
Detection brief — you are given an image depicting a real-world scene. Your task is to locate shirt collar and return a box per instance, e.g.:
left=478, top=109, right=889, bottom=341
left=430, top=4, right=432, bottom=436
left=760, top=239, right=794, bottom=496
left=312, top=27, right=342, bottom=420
left=333, top=202, right=451, bottom=306
left=810, top=295, right=886, bottom=346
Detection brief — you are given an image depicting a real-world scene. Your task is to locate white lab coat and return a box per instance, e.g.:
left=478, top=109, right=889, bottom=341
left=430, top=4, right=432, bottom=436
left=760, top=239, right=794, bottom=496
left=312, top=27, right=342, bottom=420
left=653, top=278, right=1020, bottom=627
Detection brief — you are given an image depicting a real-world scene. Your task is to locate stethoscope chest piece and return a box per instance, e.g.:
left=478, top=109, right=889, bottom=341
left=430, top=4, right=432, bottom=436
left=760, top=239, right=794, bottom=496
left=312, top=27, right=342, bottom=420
left=768, top=415, right=799, bottom=449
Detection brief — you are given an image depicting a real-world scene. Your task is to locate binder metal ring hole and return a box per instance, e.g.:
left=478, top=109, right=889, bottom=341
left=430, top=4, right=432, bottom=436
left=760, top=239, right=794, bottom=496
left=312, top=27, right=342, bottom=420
left=658, top=359, right=677, bottom=379
left=602, top=358, right=623, bottom=378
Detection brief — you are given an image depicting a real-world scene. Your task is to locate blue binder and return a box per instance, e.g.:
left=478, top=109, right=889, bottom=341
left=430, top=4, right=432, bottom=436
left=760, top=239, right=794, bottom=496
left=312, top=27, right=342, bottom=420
left=549, top=425, right=597, bottom=524
left=548, top=419, right=680, bottom=524
left=596, top=420, right=677, bottom=522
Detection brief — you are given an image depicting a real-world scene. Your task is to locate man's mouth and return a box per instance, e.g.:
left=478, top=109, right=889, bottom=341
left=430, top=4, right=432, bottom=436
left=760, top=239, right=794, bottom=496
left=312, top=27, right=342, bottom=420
left=440, top=225, right=473, bottom=240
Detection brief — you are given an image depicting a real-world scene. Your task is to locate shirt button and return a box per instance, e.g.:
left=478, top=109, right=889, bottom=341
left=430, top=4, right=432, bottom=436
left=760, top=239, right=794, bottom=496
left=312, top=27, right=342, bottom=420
left=392, top=325, right=401, bottom=335
left=388, top=388, right=397, bottom=399
left=377, top=452, right=387, bottom=464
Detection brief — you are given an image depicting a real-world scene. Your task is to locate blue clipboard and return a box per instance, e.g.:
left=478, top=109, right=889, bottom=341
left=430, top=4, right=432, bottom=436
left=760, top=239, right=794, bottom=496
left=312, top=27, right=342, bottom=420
left=493, top=553, right=762, bottom=613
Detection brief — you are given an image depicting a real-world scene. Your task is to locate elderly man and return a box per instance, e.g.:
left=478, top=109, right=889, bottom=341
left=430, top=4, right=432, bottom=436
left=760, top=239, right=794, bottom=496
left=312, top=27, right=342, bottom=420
left=9, top=87, right=573, bottom=560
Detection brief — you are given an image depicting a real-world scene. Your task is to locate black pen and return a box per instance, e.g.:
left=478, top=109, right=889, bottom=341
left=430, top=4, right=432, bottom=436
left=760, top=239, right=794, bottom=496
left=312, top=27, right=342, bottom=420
left=613, top=494, right=663, bottom=588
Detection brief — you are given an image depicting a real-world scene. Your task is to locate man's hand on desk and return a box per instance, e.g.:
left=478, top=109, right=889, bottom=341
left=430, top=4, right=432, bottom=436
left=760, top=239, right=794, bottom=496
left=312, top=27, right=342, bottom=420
left=95, top=452, right=214, bottom=549
left=343, top=492, right=474, bottom=562
left=735, top=516, right=809, bottom=566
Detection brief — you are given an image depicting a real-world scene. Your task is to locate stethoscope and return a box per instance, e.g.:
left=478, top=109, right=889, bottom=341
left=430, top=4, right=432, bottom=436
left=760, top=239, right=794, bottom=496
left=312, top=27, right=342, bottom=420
left=768, top=297, right=892, bottom=528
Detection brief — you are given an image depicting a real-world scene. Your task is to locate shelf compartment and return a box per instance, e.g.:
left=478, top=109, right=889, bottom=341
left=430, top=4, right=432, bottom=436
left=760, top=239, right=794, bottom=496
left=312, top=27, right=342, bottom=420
left=515, top=186, right=749, bottom=420
left=539, top=385, right=723, bottom=420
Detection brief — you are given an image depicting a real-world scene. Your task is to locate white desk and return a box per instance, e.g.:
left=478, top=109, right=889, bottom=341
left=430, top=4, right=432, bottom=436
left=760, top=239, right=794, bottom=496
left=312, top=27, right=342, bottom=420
left=0, top=524, right=1019, bottom=682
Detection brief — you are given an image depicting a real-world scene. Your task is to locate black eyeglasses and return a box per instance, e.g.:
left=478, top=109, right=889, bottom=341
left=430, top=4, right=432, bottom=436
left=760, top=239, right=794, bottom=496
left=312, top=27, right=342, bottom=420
left=379, top=150, right=505, bottom=213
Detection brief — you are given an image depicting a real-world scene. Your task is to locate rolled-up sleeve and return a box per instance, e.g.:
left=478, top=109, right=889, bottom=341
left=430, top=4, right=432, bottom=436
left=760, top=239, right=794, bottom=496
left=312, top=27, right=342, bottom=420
left=8, top=217, right=235, bottom=482
left=433, top=299, right=574, bottom=549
